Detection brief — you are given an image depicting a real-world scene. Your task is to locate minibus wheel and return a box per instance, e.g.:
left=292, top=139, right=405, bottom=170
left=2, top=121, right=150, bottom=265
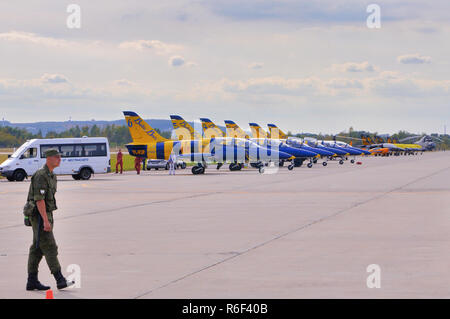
left=79, top=168, right=92, bottom=180
left=13, top=169, right=26, bottom=182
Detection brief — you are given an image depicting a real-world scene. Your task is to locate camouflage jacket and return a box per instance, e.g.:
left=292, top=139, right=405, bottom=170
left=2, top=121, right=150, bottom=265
left=27, top=164, right=58, bottom=213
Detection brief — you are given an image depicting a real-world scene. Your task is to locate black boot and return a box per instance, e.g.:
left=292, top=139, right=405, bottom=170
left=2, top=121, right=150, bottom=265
left=53, top=270, right=75, bottom=290
left=26, top=272, right=50, bottom=291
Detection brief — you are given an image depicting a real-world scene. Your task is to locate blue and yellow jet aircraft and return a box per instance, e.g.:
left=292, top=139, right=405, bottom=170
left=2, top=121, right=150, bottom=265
left=124, top=111, right=294, bottom=174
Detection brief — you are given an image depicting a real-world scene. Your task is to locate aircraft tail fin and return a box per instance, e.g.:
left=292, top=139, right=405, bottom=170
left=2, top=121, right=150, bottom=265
left=374, top=135, right=385, bottom=144
left=267, top=124, right=288, bottom=139
left=123, top=111, right=169, bottom=143
left=249, top=123, right=268, bottom=139
left=199, top=118, right=225, bottom=138
left=170, top=115, right=202, bottom=140
left=224, top=120, right=249, bottom=139
left=360, top=134, right=372, bottom=145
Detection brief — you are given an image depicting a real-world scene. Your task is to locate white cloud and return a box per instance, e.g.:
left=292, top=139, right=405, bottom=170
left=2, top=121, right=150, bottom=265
left=248, top=62, right=264, bottom=69
left=119, top=40, right=182, bottom=55
left=397, top=54, right=432, bottom=64
left=0, top=31, right=72, bottom=47
left=222, top=77, right=323, bottom=96
left=169, top=55, right=185, bottom=67
left=332, top=61, right=376, bottom=73
left=326, top=78, right=363, bottom=89
left=114, top=79, right=136, bottom=87
left=185, top=61, right=198, bottom=67
left=41, top=73, right=69, bottom=84
left=0, top=74, right=153, bottom=101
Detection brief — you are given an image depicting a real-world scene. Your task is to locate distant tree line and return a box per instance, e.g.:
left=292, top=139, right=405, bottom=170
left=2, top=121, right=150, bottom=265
left=0, top=125, right=171, bottom=148
left=1, top=124, right=448, bottom=149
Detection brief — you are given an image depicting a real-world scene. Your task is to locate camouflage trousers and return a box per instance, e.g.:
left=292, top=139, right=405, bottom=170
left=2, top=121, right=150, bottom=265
left=27, top=210, right=61, bottom=274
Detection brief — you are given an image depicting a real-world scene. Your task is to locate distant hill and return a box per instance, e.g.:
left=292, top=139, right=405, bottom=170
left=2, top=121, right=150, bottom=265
left=0, top=118, right=224, bottom=136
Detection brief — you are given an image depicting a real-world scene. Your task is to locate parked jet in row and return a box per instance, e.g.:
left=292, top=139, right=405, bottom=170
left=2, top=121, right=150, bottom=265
left=200, top=118, right=320, bottom=169
left=123, top=111, right=294, bottom=174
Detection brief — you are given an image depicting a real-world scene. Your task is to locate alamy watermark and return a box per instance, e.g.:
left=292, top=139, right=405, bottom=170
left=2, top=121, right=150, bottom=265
left=66, top=4, right=81, bottom=29
left=366, top=4, right=381, bottom=29
left=366, top=264, right=381, bottom=288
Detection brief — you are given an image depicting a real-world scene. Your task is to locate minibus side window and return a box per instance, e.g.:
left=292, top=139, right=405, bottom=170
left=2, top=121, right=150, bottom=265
left=40, top=145, right=56, bottom=158
left=74, top=145, right=83, bottom=157
left=22, top=148, right=38, bottom=159
left=60, top=145, right=75, bottom=158
left=83, top=143, right=107, bottom=157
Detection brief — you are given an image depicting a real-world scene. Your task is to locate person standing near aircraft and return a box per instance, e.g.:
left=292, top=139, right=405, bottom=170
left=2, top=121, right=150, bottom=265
left=142, top=157, right=147, bottom=171
left=168, top=152, right=176, bottom=175
left=26, top=149, right=74, bottom=291
left=116, top=149, right=123, bottom=174
left=134, top=156, right=142, bottom=175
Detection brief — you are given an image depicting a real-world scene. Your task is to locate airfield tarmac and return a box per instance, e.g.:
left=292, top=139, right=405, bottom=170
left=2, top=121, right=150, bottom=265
left=0, top=152, right=449, bottom=299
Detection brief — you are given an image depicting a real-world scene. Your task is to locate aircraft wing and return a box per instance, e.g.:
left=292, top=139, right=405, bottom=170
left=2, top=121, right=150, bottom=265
left=177, top=152, right=214, bottom=162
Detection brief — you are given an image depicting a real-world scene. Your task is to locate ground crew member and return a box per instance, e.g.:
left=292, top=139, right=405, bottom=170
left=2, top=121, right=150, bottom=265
left=134, top=156, right=142, bottom=175
left=116, top=149, right=123, bottom=174
left=142, top=157, right=146, bottom=171
left=26, top=149, right=74, bottom=291
left=168, top=153, right=176, bottom=175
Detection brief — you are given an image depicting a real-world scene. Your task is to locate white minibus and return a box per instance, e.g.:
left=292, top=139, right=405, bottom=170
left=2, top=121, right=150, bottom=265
left=0, top=137, right=111, bottom=181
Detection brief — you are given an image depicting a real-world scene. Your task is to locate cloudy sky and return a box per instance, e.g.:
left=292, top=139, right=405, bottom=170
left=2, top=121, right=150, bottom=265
left=0, top=0, right=448, bottom=134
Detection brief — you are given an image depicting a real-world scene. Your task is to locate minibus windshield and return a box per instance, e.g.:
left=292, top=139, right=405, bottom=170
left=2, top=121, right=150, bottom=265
left=10, top=144, right=29, bottom=158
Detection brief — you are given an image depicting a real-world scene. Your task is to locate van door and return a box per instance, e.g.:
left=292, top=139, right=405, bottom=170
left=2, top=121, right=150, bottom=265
left=19, top=147, right=40, bottom=175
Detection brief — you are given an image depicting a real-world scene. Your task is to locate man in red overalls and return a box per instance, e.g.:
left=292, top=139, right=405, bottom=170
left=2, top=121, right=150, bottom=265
left=134, top=156, right=142, bottom=175
left=116, top=149, right=123, bottom=174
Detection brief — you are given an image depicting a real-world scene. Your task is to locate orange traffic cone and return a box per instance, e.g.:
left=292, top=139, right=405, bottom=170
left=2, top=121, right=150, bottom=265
left=45, top=289, right=54, bottom=299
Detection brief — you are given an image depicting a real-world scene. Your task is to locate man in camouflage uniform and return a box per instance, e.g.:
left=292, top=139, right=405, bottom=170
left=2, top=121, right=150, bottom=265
left=26, top=149, right=74, bottom=291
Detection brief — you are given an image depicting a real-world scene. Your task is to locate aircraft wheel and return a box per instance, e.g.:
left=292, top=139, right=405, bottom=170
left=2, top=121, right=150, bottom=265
left=339, top=160, right=344, bottom=165
left=307, top=163, right=313, bottom=168
left=229, top=163, right=241, bottom=171
left=181, top=162, right=187, bottom=169
left=258, top=166, right=265, bottom=174
left=192, top=166, right=204, bottom=175
left=288, top=164, right=294, bottom=170
left=350, top=159, right=355, bottom=164
left=322, top=162, right=327, bottom=167
left=313, top=158, right=318, bottom=164
left=294, top=158, right=304, bottom=167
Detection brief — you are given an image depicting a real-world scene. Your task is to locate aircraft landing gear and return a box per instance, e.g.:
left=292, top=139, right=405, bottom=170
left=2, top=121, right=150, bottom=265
left=288, top=164, right=294, bottom=170
left=279, top=160, right=285, bottom=167
left=322, top=161, right=327, bottom=167
left=216, top=163, right=223, bottom=170
left=307, top=162, right=313, bottom=168
left=293, top=158, right=304, bottom=167
left=229, top=163, right=241, bottom=171
left=258, top=166, right=265, bottom=174
left=339, top=159, right=344, bottom=165
left=192, top=163, right=205, bottom=175
left=350, top=159, right=355, bottom=164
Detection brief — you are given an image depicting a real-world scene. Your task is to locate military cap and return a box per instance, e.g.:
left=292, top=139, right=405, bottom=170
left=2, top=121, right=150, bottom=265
left=44, top=149, right=61, bottom=157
